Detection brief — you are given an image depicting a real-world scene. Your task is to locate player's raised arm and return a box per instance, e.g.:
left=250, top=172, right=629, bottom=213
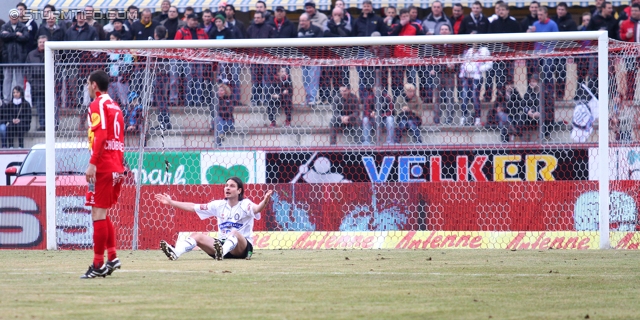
left=251, top=190, right=273, bottom=213
left=155, top=193, right=197, bottom=212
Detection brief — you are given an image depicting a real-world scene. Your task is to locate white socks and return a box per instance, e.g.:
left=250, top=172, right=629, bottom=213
left=222, top=235, right=237, bottom=256
left=174, top=237, right=197, bottom=257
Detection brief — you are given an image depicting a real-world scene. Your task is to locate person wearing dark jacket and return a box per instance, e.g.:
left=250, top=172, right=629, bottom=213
left=131, top=9, right=159, bottom=40
left=321, top=7, right=351, bottom=102
left=175, top=14, right=209, bottom=106
left=225, top=5, right=246, bottom=39
left=16, top=3, right=38, bottom=52
left=520, top=1, right=539, bottom=32
left=247, top=11, right=275, bottom=105
left=586, top=1, right=620, bottom=40
left=298, top=13, right=323, bottom=107
left=552, top=2, right=578, bottom=100
left=0, top=86, right=31, bottom=148
left=1, top=15, right=29, bottom=102
left=37, top=13, right=65, bottom=42
left=212, top=84, right=235, bottom=147
left=269, top=6, right=297, bottom=38
left=267, top=67, right=293, bottom=127
left=330, top=85, right=360, bottom=145
left=109, top=20, right=132, bottom=41
left=352, top=0, right=388, bottom=37
left=25, top=35, right=46, bottom=131
left=488, top=3, right=521, bottom=103
left=63, top=11, right=98, bottom=109
left=459, top=1, right=490, bottom=34
left=208, top=15, right=233, bottom=39
left=161, top=6, right=185, bottom=40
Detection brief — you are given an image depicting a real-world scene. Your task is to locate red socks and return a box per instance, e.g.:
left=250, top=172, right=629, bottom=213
left=92, top=220, right=108, bottom=267
left=106, top=216, right=117, bottom=261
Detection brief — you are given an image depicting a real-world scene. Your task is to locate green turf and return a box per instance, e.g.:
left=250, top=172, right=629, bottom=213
left=1, top=249, right=640, bottom=319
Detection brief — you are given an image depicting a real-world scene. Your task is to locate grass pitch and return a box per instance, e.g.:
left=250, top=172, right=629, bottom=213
left=1, top=249, right=640, bottom=319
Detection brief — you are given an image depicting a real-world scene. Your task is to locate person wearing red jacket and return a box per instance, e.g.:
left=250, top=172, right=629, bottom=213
left=620, top=3, right=640, bottom=102
left=82, top=70, right=125, bottom=279
left=389, top=8, right=424, bottom=98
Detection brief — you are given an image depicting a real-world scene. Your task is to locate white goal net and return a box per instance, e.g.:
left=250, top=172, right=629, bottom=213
left=42, top=31, right=636, bottom=251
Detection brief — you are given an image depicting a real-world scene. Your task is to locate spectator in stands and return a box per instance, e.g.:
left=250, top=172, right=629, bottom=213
left=353, top=1, right=387, bottom=106
left=460, top=43, right=492, bottom=128
left=409, top=6, right=422, bottom=25
left=322, top=7, right=352, bottom=103
left=612, top=96, right=636, bottom=143
left=579, top=12, right=591, bottom=31
left=590, top=0, right=605, bottom=15
left=182, top=7, right=195, bottom=22
left=124, top=92, right=144, bottom=133
left=162, top=6, right=185, bottom=40
left=225, top=5, right=246, bottom=39
left=212, top=83, right=234, bottom=147
left=209, top=15, right=233, bottom=39
left=362, top=88, right=395, bottom=145
left=298, top=13, right=323, bottom=107
left=223, top=5, right=243, bottom=103
left=329, top=85, right=360, bottom=145
left=460, top=1, right=489, bottom=34
left=125, top=5, right=139, bottom=32
left=395, top=83, right=423, bottom=113
left=0, top=86, right=31, bottom=148
left=520, top=1, right=539, bottom=32
left=247, top=11, right=275, bottom=106
left=215, top=1, right=227, bottom=17
left=26, top=35, right=45, bottom=131
left=384, top=6, right=399, bottom=28
left=37, top=8, right=65, bottom=42
left=305, top=2, right=328, bottom=29
left=132, top=9, right=159, bottom=40
left=155, top=0, right=172, bottom=22
left=256, top=1, right=273, bottom=22
left=16, top=3, right=38, bottom=52
left=620, top=0, right=640, bottom=20
left=530, top=6, right=558, bottom=138
left=42, top=5, right=69, bottom=32
left=104, top=8, right=128, bottom=34
left=450, top=3, right=464, bottom=34
left=522, top=75, right=542, bottom=139
left=552, top=2, right=577, bottom=100
left=270, top=6, right=297, bottom=38
left=267, top=67, right=293, bottom=127
left=619, top=3, right=640, bottom=102
left=488, top=1, right=503, bottom=23
left=388, top=8, right=424, bottom=99
left=107, top=32, right=133, bottom=109
left=352, top=0, right=387, bottom=37
left=488, top=3, right=520, bottom=104
left=432, top=24, right=457, bottom=125
left=587, top=1, right=620, bottom=40
left=110, top=19, right=132, bottom=41
left=152, top=25, right=172, bottom=130
left=395, top=104, right=422, bottom=143
left=84, top=6, right=105, bottom=40
left=502, top=83, right=524, bottom=141
left=422, top=1, right=451, bottom=35
left=63, top=10, right=98, bottom=109
left=334, top=0, right=353, bottom=26
left=201, top=9, right=214, bottom=34
left=1, top=11, right=29, bottom=102
left=175, top=14, right=208, bottom=106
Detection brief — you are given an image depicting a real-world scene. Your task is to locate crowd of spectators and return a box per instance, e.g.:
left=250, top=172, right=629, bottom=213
left=0, top=0, right=638, bottom=147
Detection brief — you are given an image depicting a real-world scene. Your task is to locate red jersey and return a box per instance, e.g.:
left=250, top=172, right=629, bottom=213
left=87, top=92, right=125, bottom=173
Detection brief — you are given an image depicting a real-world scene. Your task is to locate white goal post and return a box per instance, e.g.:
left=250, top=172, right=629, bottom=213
left=44, top=31, right=611, bottom=250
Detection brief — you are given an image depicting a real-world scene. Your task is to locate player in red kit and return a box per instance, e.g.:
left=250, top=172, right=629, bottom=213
left=81, top=70, right=126, bottom=279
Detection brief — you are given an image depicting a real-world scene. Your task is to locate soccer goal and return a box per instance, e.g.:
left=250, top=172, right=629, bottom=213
left=43, top=31, right=629, bottom=251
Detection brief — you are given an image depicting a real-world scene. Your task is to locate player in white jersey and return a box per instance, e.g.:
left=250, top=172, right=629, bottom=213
left=155, top=176, right=273, bottom=260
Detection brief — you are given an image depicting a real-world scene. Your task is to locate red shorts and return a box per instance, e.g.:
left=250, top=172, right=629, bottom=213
left=86, top=172, right=124, bottom=208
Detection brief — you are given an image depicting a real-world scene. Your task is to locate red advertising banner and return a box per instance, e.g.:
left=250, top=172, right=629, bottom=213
left=2, top=180, right=640, bottom=250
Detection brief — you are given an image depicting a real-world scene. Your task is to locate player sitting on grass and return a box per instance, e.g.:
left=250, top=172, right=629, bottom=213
left=155, top=177, right=273, bottom=260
